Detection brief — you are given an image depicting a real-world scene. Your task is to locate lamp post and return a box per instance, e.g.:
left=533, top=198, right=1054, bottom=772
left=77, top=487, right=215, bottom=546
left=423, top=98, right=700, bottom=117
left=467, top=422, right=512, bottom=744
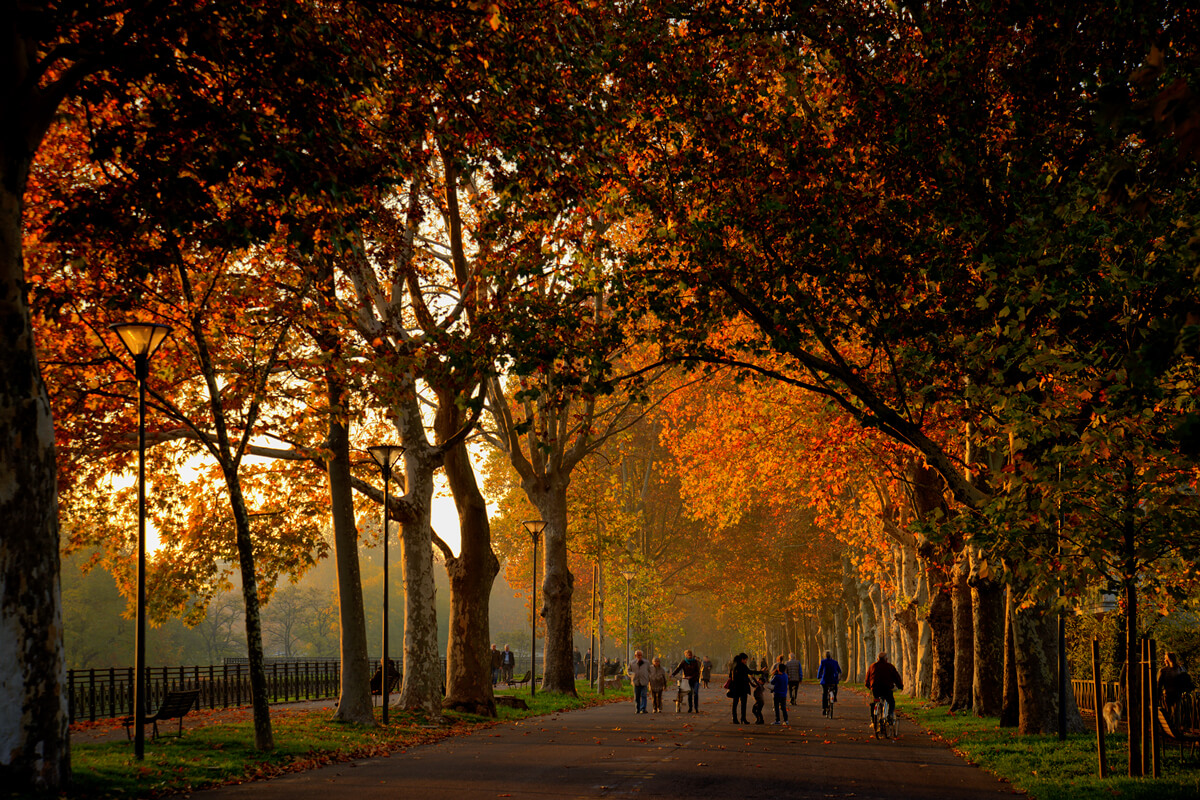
left=523, top=520, right=547, bottom=696
left=367, top=444, right=405, bottom=724
left=110, top=322, right=172, bottom=761
left=619, top=570, right=634, bottom=669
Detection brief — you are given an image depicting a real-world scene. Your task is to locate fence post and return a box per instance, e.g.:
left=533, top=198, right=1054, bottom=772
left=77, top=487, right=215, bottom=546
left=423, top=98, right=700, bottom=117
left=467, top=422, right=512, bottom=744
left=1149, top=639, right=1160, bottom=778
left=88, top=668, right=96, bottom=722
left=1091, top=639, right=1107, bottom=777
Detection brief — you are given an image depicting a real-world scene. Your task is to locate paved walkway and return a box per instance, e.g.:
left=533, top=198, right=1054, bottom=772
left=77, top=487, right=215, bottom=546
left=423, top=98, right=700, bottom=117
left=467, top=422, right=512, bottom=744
left=189, top=683, right=1019, bottom=799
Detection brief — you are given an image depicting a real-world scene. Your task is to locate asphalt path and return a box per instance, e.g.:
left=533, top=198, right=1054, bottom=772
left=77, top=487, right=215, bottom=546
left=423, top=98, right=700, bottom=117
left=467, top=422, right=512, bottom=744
left=192, top=683, right=1020, bottom=800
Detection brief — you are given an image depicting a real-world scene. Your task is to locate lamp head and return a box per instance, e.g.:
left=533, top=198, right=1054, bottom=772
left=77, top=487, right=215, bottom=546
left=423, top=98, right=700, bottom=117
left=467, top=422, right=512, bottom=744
left=111, top=322, right=172, bottom=361
left=522, top=519, right=547, bottom=541
left=367, top=445, right=405, bottom=477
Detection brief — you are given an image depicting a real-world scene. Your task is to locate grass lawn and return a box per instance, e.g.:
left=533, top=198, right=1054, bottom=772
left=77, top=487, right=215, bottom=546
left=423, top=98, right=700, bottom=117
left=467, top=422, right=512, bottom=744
left=51, top=681, right=631, bottom=800
left=894, top=691, right=1200, bottom=800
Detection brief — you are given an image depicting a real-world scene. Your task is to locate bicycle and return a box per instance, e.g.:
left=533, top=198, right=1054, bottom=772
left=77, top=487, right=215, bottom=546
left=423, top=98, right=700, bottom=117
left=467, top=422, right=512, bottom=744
left=821, top=684, right=837, bottom=719
left=870, top=696, right=897, bottom=739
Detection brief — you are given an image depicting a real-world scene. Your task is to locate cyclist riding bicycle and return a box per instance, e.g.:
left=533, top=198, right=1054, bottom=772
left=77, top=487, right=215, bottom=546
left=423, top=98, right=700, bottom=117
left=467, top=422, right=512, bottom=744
left=865, top=651, right=903, bottom=722
left=817, top=650, right=841, bottom=710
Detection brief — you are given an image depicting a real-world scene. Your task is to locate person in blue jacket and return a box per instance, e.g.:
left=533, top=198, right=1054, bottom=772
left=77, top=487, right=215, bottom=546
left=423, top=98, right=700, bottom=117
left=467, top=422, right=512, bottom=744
left=817, top=650, right=841, bottom=713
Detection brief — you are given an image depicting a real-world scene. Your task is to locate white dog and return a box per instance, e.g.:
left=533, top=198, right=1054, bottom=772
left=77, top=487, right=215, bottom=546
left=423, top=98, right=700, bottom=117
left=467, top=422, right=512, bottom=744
left=1102, top=700, right=1124, bottom=734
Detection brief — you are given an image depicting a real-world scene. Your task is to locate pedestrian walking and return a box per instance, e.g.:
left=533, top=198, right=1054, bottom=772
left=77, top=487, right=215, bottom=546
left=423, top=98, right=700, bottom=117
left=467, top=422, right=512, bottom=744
left=671, top=649, right=702, bottom=712
left=726, top=653, right=760, bottom=724
left=490, top=644, right=502, bottom=685
left=770, top=663, right=789, bottom=724
left=751, top=674, right=767, bottom=724
left=628, top=650, right=652, bottom=713
left=501, top=644, right=516, bottom=684
left=701, top=655, right=712, bottom=688
left=785, top=652, right=803, bottom=704
left=649, top=656, right=669, bottom=712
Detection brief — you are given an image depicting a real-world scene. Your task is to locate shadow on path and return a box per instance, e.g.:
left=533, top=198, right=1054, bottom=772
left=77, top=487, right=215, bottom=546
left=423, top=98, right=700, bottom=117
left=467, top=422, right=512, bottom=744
left=189, top=684, right=1018, bottom=799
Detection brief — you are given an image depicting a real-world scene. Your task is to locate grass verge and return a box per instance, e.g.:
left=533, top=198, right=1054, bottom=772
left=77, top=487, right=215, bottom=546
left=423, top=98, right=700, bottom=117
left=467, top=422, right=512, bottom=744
left=896, top=693, right=1200, bottom=800
left=48, top=682, right=631, bottom=800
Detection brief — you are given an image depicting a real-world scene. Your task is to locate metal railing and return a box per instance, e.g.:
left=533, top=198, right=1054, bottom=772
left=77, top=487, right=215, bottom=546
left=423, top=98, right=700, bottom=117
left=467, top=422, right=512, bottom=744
left=68, top=660, right=348, bottom=723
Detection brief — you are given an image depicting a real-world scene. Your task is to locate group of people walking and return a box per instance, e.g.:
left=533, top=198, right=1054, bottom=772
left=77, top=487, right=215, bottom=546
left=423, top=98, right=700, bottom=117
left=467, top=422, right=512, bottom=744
left=489, top=643, right=517, bottom=685
left=628, top=649, right=712, bottom=713
left=726, top=652, right=802, bottom=724
left=624, top=647, right=905, bottom=728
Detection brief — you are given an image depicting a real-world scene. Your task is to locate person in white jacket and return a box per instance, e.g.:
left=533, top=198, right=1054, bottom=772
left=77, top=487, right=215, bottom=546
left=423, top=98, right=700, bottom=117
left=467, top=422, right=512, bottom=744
left=628, top=650, right=653, bottom=714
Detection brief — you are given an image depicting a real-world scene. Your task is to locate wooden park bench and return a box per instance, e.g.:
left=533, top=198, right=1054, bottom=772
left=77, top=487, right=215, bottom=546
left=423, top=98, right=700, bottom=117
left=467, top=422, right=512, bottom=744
left=1156, top=708, right=1200, bottom=762
left=123, top=688, right=200, bottom=741
left=510, top=670, right=532, bottom=688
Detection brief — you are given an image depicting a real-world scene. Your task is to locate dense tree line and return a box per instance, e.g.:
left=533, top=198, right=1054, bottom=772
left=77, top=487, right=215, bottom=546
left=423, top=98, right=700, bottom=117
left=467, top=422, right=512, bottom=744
left=3, top=1, right=1197, bottom=792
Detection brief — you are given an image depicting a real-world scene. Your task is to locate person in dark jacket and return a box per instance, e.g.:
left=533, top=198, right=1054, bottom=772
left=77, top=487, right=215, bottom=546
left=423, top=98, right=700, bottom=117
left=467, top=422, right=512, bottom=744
left=865, top=652, right=903, bottom=721
left=490, top=644, right=503, bottom=685
left=701, top=656, right=713, bottom=688
left=727, top=653, right=762, bottom=724
left=671, top=649, right=702, bottom=712
left=785, top=652, right=803, bottom=705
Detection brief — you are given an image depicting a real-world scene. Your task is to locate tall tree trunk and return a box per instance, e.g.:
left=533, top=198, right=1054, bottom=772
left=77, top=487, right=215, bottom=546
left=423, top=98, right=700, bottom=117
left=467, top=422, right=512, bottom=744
left=914, top=569, right=934, bottom=699
left=970, top=549, right=1005, bottom=717
left=0, top=165, right=69, bottom=790
left=1000, top=585, right=1019, bottom=726
left=531, top=480, right=577, bottom=694
left=225, top=471, right=274, bottom=750
left=833, top=604, right=849, bottom=671
left=950, top=550, right=974, bottom=711
left=858, top=580, right=878, bottom=670
left=397, top=447, right=442, bottom=714
left=441, top=438, right=500, bottom=715
left=1011, top=600, right=1059, bottom=734
left=323, top=352, right=373, bottom=724
left=928, top=582, right=954, bottom=704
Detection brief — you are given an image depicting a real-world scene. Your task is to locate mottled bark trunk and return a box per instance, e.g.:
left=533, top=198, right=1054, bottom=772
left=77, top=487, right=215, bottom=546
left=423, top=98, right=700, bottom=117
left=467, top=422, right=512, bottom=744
left=950, top=550, right=974, bottom=711
left=226, top=471, right=274, bottom=750
left=324, top=363, right=373, bottom=724
left=442, top=438, right=500, bottom=715
left=833, top=605, right=849, bottom=673
left=531, top=481, right=577, bottom=694
left=1012, top=600, right=1058, bottom=734
left=914, top=569, right=934, bottom=699
left=875, top=587, right=891, bottom=663
left=0, top=30, right=73, bottom=791
left=969, top=551, right=1005, bottom=717
left=398, top=448, right=442, bottom=714
left=0, top=158, right=69, bottom=790
left=1000, top=586, right=1019, bottom=727
left=928, top=579, right=954, bottom=704
left=858, top=581, right=878, bottom=671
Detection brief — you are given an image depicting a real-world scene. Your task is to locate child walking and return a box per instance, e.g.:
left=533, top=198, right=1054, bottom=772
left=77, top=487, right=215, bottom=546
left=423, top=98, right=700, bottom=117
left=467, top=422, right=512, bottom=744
left=770, top=663, right=789, bottom=724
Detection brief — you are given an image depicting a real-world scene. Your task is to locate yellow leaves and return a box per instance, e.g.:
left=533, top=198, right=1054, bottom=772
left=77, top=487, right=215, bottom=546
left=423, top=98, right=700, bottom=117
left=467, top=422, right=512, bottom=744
left=486, top=3, right=501, bottom=31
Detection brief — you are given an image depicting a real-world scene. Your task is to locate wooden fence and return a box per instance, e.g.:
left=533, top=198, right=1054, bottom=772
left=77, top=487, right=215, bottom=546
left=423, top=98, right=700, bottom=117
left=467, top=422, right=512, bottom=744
left=1072, top=677, right=1198, bottom=730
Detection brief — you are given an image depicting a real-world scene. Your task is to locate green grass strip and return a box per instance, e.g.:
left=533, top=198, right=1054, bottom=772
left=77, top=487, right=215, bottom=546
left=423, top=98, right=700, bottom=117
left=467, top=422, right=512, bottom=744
left=895, top=691, right=1200, bottom=800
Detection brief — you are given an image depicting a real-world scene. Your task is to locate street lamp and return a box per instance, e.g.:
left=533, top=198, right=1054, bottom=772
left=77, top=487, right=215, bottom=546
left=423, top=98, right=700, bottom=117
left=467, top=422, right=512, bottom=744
left=523, top=519, right=547, bottom=696
left=110, top=322, right=172, bottom=761
left=367, top=444, right=405, bottom=724
left=620, top=570, right=634, bottom=669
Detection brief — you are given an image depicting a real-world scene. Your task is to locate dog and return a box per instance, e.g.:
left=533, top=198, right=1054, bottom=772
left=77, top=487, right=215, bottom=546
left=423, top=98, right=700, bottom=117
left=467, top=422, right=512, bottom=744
left=1102, top=700, right=1124, bottom=733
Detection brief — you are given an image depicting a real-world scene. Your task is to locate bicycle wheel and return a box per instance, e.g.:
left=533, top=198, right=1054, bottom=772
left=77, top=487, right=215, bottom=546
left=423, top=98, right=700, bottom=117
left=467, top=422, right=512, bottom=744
left=886, top=712, right=898, bottom=739
left=872, top=701, right=882, bottom=738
